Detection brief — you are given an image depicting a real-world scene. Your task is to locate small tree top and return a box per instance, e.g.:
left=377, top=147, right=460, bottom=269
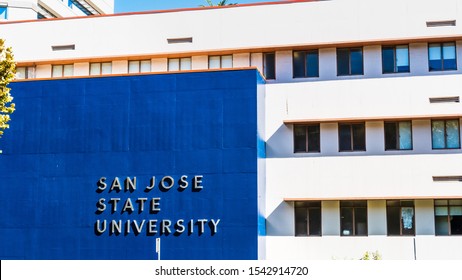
left=0, top=38, right=16, bottom=138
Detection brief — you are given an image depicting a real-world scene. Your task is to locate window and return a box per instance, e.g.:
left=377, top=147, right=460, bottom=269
left=263, top=52, right=276, bottom=80
left=337, top=47, right=363, bottom=76
left=338, top=123, right=366, bottom=151
left=209, top=55, right=233, bottom=69
left=90, top=62, right=112, bottom=76
left=382, top=45, right=410, bottom=73
left=128, top=60, right=151, bottom=73
left=16, top=67, right=36, bottom=80
left=294, top=201, right=321, bottom=236
left=340, top=201, right=367, bottom=236
left=428, top=42, right=457, bottom=71
left=387, top=200, right=415, bottom=236
left=0, top=7, right=7, bottom=20
left=435, top=200, right=462, bottom=235
left=168, top=57, right=192, bottom=71
left=294, top=124, right=320, bottom=153
left=431, top=119, right=460, bottom=149
left=293, top=50, right=319, bottom=78
left=52, top=64, right=74, bottom=78
left=384, top=121, right=412, bottom=150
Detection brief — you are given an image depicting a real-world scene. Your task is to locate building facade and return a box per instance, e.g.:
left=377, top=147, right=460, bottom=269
left=1, top=0, right=462, bottom=260
left=0, top=0, right=113, bottom=20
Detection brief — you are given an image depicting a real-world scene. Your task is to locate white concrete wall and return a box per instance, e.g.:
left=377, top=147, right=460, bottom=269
left=5, top=0, right=461, bottom=62
left=112, top=60, right=127, bottom=74
left=266, top=236, right=462, bottom=260
left=74, top=62, right=89, bottom=76
left=232, top=53, right=250, bottom=68
left=39, top=0, right=80, bottom=17
left=191, top=55, right=207, bottom=70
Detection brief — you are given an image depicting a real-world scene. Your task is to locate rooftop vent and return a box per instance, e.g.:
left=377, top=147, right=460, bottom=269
left=167, top=37, right=193, bottom=44
left=52, top=45, right=76, bottom=51
left=433, top=176, right=462, bottom=182
left=426, top=20, right=456, bottom=27
left=429, top=96, right=460, bottom=103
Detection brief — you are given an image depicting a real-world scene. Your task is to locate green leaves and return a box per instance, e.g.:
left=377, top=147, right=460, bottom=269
left=0, top=38, right=16, bottom=138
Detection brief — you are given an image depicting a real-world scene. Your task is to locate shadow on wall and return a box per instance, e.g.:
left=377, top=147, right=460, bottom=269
left=266, top=201, right=294, bottom=236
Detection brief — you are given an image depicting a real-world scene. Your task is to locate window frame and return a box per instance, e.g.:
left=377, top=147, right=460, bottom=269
left=208, top=55, right=233, bottom=69
left=386, top=200, right=415, bottom=236
left=15, top=66, right=36, bottom=80
left=428, top=42, right=457, bottom=71
left=293, top=124, right=321, bottom=153
left=89, top=62, right=112, bottom=76
left=381, top=45, right=410, bottom=74
left=128, top=60, right=151, bottom=74
left=384, top=120, right=413, bottom=151
left=292, top=49, right=319, bottom=78
left=168, top=57, right=192, bottom=71
left=294, top=201, right=322, bottom=237
left=431, top=119, right=461, bottom=150
left=52, top=64, right=74, bottom=78
left=0, top=6, right=7, bottom=20
left=434, top=199, right=462, bottom=236
left=338, top=122, right=366, bottom=152
left=263, top=52, right=276, bottom=80
left=336, top=47, right=364, bottom=76
left=340, top=200, right=368, bottom=237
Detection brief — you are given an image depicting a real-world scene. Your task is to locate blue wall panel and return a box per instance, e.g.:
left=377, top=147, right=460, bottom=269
left=0, top=69, right=264, bottom=260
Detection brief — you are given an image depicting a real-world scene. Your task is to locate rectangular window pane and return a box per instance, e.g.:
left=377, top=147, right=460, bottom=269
left=341, top=207, right=354, bottom=236
left=451, top=216, right=462, bottom=235
left=128, top=61, right=139, bottom=73
left=450, top=206, right=462, bottom=216
left=339, top=124, right=352, bottom=151
left=263, top=53, right=276, bottom=80
left=435, top=216, right=449, bottom=235
left=396, top=45, right=410, bottom=72
left=446, top=120, right=460, bottom=148
left=16, top=67, right=26, bottom=79
left=306, top=51, right=319, bottom=77
left=399, top=121, right=412, bottom=150
left=209, top=56, right=220, bottom=69
left=27, top=67, right=36, bottom=79
left=435, top=206, right=449, bottom=216
left=355, top=207, right=368, bottom=236
left=294, top=125, right=307, bottom=152
left=309, top=208, right=321, bottom=236
left=90, top=63, right=100, bottom=75
left=101, top=62, right=112, bottom=75
left=352, top=123, right=365, bottom=150
left=350, top=48, right=363, bottom=75
left=221, top=55, right=233, bottom=68
left=384, top=122, right=398, bottom=150
left=429, top=44, right=442, bottom=71
left=443, top=43, right=457, bottom=70
left=307, top=125, right=320, bottom=152
left=52, top=65, right=63, bottom=77
left=337, top=48, right=350, bottom=76
left=140, top=60, right=151, bottom=72
left=295, top=208, right=307, bottom=236
left=432, top=121, right=446, bottom=149
left=180, top=57, right=192, bottom=70
left=401, top=207, right=414, bottom=235
left=387, top=206, right=401, bottom=235
left=293, top=51, right=305, bottom=78
left=382, top=46, right=395, bottom=73
left=168, top=59, right=180, bottom=71
left=63, top=65, right=73, bottom=77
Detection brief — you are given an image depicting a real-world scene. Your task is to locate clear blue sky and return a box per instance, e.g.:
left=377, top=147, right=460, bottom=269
left=114, top=0, right=278, bottom=13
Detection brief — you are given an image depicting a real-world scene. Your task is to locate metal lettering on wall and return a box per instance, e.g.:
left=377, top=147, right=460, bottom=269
left=94, top=175, right=221, bottom=236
